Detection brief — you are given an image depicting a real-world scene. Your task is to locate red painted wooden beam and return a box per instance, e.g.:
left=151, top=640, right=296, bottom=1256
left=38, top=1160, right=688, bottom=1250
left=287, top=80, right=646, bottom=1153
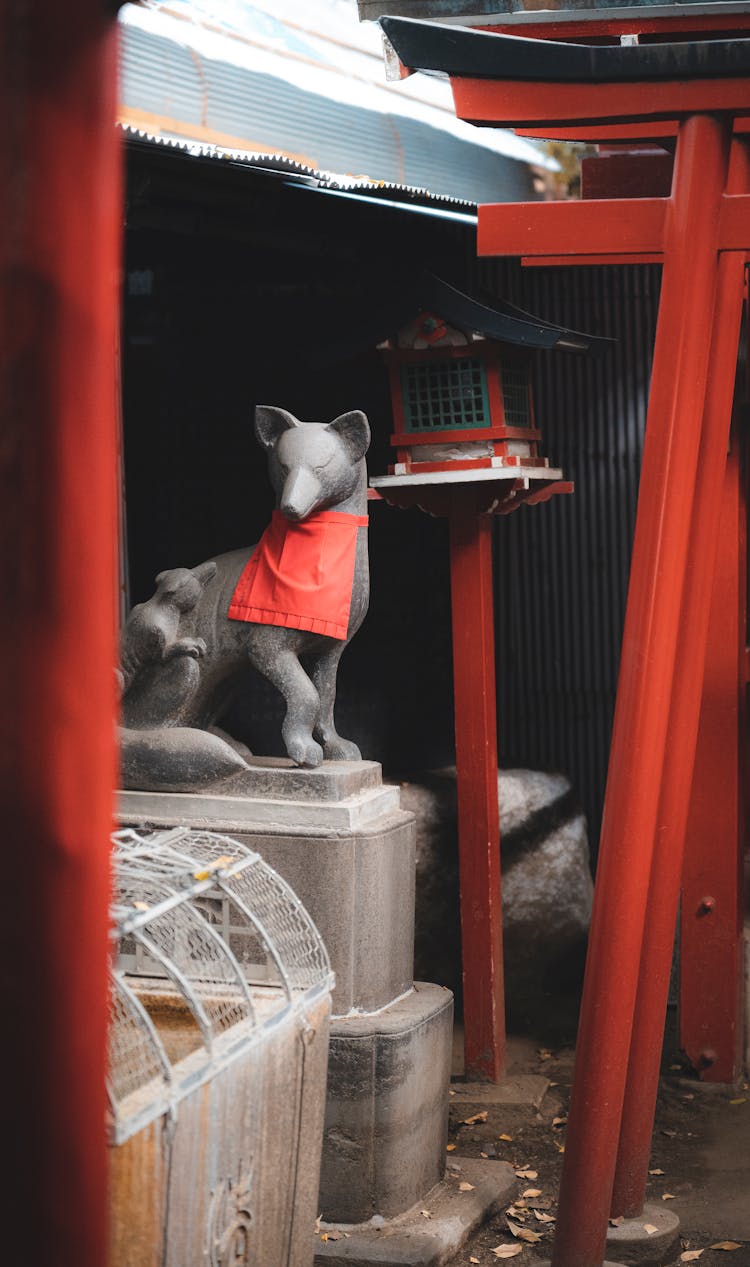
left=448, top=502, right=506, bottom=1081
left=0, top=3, right=121, bottom=1263
left=478, top=194, right=750, bottom=260
left=452, top=75, right=750, bottom=131
left=551, top=112, right=733, bottom=1267
left=479, top=197, right=667, bottom=258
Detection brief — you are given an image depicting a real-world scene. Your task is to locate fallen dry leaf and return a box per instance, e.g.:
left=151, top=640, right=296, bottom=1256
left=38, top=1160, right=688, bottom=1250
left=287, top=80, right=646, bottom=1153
left=534, top=1210, right=555, bottom=1224
left=314, top=1215, right=322, bottom=1234
left=538, top=1049, right=552, bottom=1060
left=446, top=1143, right=456, bottom=1152
left=491, top=1246, right=522, bottom=1260
left=662, top=1193, right=677, bottom=1201
left=463, top=1111, right=488, bottom=1125
left=663, top=1129, right=678, bottom=1138
left=470, top=1258, right=480, bottom=1264
left=709, top=1243, right=743, bottom=1252
left=680, top=1253, right=704, bottom=1262
left=498, top=1133, right=514, bottom=1142
left=644, top=1224, right=659, bottom=1236
left=459, top=1182, right=475, bottom=1192
left=508, top=1221, right=543, bottom=1244
left=522, top=1188, right=542, bottom=1199
left=556, top=1144, right=566, bottom=1154
left=609, top=1217, right=625, bottom=1228
left=649, top=1168, right=665, bottom=1176
left=506, top=1206, right=527, bottom=1221
left=552, top=1116, right=568, bottom=1128
left=515, top=1169, right=538, bottom=1180
left=729, top=1098, right=747, bottom=1106
left=322, top=1231, right=343, bottom=1242
left=420, top=1209, right=432, bottom=1219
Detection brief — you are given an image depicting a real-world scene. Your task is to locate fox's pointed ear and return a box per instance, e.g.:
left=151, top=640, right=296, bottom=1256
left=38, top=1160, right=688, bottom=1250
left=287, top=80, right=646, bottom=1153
left=255, top=405, right=301, bottom=450
left=327, top=410, right=370, bottom=462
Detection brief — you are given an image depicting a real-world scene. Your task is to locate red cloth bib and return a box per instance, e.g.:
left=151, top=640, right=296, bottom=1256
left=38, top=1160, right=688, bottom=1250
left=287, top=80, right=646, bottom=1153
left=227, top=509, right=368, bottom=641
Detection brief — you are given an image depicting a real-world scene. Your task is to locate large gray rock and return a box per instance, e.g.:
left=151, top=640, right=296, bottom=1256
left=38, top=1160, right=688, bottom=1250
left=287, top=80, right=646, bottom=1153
left=398, top=767, right=593, bottom=1008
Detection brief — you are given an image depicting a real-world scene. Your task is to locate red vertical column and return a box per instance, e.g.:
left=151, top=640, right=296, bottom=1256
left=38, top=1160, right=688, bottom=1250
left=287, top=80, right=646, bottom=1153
left=0, top=3, right=122, bottom=1264
left=679, top=414, right=747, bottom=1084
left=551, top=112, right=731, bottom=1267
left=449, top=499, right=506, bottom=1081
left=610, top=140, right=749, bottom=1220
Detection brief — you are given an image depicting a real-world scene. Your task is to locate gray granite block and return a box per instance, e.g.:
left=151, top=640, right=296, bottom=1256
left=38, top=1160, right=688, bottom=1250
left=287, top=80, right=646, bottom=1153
left=319, top=983, right=454, bottom=1224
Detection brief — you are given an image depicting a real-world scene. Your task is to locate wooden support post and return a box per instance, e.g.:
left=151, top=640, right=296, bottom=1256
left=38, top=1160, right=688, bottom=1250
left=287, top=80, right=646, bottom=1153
left=0, top=3, right=122, bottom=1263
left=680, top=415, right=747, bottom=1084
left=610, top=139, right=749, bottom=1219
left=448, top=501, right=506, bottom=1081
left=551, top=113, right=732, bottom=1267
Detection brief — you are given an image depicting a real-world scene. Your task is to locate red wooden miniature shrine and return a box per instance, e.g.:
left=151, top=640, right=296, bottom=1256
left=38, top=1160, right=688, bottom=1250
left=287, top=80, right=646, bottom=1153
left=381, top=8, right=750, bottom=1267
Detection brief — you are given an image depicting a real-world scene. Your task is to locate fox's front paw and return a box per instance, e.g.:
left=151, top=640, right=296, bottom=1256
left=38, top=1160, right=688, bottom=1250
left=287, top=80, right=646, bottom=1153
left=286, top=735, right=324, bottom=768
left=322, top=736, right=361, bottom=761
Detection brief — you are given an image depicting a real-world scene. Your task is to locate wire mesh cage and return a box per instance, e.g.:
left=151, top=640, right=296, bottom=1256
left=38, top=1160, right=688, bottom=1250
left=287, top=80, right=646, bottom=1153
left=108, top=827, right=333, bottom=1267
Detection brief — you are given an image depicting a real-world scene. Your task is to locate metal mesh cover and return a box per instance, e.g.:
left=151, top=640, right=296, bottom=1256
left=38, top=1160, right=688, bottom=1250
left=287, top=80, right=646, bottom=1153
left=401, top=357, right=489, bottom=431
left=500, top=362, right=531, bottom=427
left=108, top=973, right=170, bottom=1107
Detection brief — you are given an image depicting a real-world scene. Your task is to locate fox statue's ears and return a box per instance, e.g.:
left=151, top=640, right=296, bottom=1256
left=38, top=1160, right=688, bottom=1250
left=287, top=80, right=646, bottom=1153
left=326, top=410, right=370, bottom=463
left=255, top=405, right=370, bottom=463
left=255, top=405, right=301, bottom=450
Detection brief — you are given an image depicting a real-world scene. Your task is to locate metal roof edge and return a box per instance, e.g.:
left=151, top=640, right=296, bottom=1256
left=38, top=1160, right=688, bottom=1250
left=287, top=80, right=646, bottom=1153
left=119, top=122, right=479, bottom=212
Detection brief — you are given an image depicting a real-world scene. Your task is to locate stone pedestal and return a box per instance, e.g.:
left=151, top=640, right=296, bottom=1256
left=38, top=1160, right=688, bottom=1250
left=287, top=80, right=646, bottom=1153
left=118, top=762, right=515, bottom=1265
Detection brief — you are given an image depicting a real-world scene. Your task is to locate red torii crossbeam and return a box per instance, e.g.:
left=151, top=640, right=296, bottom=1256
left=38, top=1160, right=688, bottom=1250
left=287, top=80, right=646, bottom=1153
left=380, top=16, right=750, bottom=1267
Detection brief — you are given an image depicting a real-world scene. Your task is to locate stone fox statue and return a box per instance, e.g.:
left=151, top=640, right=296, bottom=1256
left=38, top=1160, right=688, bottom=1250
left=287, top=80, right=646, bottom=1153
left=120, top=406, right=370, bottom=789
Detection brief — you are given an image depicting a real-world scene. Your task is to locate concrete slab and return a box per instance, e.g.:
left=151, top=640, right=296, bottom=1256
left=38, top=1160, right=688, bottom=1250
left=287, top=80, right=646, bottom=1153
left=314, top=1156, right=518, bottom=1267
left=449, top=1074, right=550, bottom=1110
left=605, top=1203, right=681, bottom=1265
left=321, top=984, right=454, bottom=1223
left=118, top=782, right=400, bottom=833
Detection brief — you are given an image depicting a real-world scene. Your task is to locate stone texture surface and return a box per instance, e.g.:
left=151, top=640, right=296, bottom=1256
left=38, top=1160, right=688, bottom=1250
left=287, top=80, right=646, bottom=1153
left=314, top=1157, right=517, bottom=1266
left=320, top=983, right=454, bottom=1224
left=119, top=407, right=372, bottom=784
left=605, top=1202, right=681, bottom=1265
left=118, top=781, right=399, bottom=834
left=117, top=792, right=417, bottom=1016
left=397, top=767, right=593, bottom=1005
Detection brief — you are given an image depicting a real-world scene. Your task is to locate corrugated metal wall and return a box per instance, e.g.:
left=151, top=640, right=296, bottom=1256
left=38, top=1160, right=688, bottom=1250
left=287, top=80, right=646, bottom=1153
left=475, top=260, right=662, bottom=850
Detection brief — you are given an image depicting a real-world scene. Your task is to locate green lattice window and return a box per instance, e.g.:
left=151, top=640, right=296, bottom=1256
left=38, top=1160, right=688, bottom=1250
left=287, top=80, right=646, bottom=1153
left=500, top=363, right=531, bottom=427
left=401, top=358, right=490, bottom=432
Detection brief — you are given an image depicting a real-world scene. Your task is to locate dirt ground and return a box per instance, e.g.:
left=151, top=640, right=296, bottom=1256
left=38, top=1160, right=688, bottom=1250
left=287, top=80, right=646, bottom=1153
left=446, top=1001, right=750, bottom=1267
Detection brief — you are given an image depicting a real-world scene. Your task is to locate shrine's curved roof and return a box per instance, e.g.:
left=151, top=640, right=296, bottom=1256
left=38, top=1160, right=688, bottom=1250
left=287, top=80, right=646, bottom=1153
left=380, top=15, right=750, bottom=82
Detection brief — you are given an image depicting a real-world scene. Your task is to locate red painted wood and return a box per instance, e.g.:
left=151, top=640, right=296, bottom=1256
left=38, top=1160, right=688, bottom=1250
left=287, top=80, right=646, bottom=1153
left=448, top=503, right=505, bottom=1081
left=551, top=113, right=732, bottom=1267
left=390, top=425, right=541, bottom=447
left=0, top=3, right=121, bottom=1262
left=478, top=197, right=667, bottom=258
left=610, top=140, right=749, bottom=1221
left=481, top=14, right=750, bottom=40
left=521, top=253, right=663, bottom=267
left=453, top=75, right=750, bottom=131
left=719, top=193, right=750, bottom=248
left=581, top=152, right=674, bottom=200
left=515, top=118, right=750, bottom=143
left=680, top=412, right=747, bottom=1084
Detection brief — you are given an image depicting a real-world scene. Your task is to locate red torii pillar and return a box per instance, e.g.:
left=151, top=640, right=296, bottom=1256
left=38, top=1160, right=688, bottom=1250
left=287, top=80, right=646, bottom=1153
left=0, top=3, right=122, bottom=1264
left=463, top=100, right=750, bottom=1267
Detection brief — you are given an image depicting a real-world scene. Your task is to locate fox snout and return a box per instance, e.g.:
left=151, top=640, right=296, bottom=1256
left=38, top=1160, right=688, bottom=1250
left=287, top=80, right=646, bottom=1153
left=280, top=467, right=321, bottom=521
